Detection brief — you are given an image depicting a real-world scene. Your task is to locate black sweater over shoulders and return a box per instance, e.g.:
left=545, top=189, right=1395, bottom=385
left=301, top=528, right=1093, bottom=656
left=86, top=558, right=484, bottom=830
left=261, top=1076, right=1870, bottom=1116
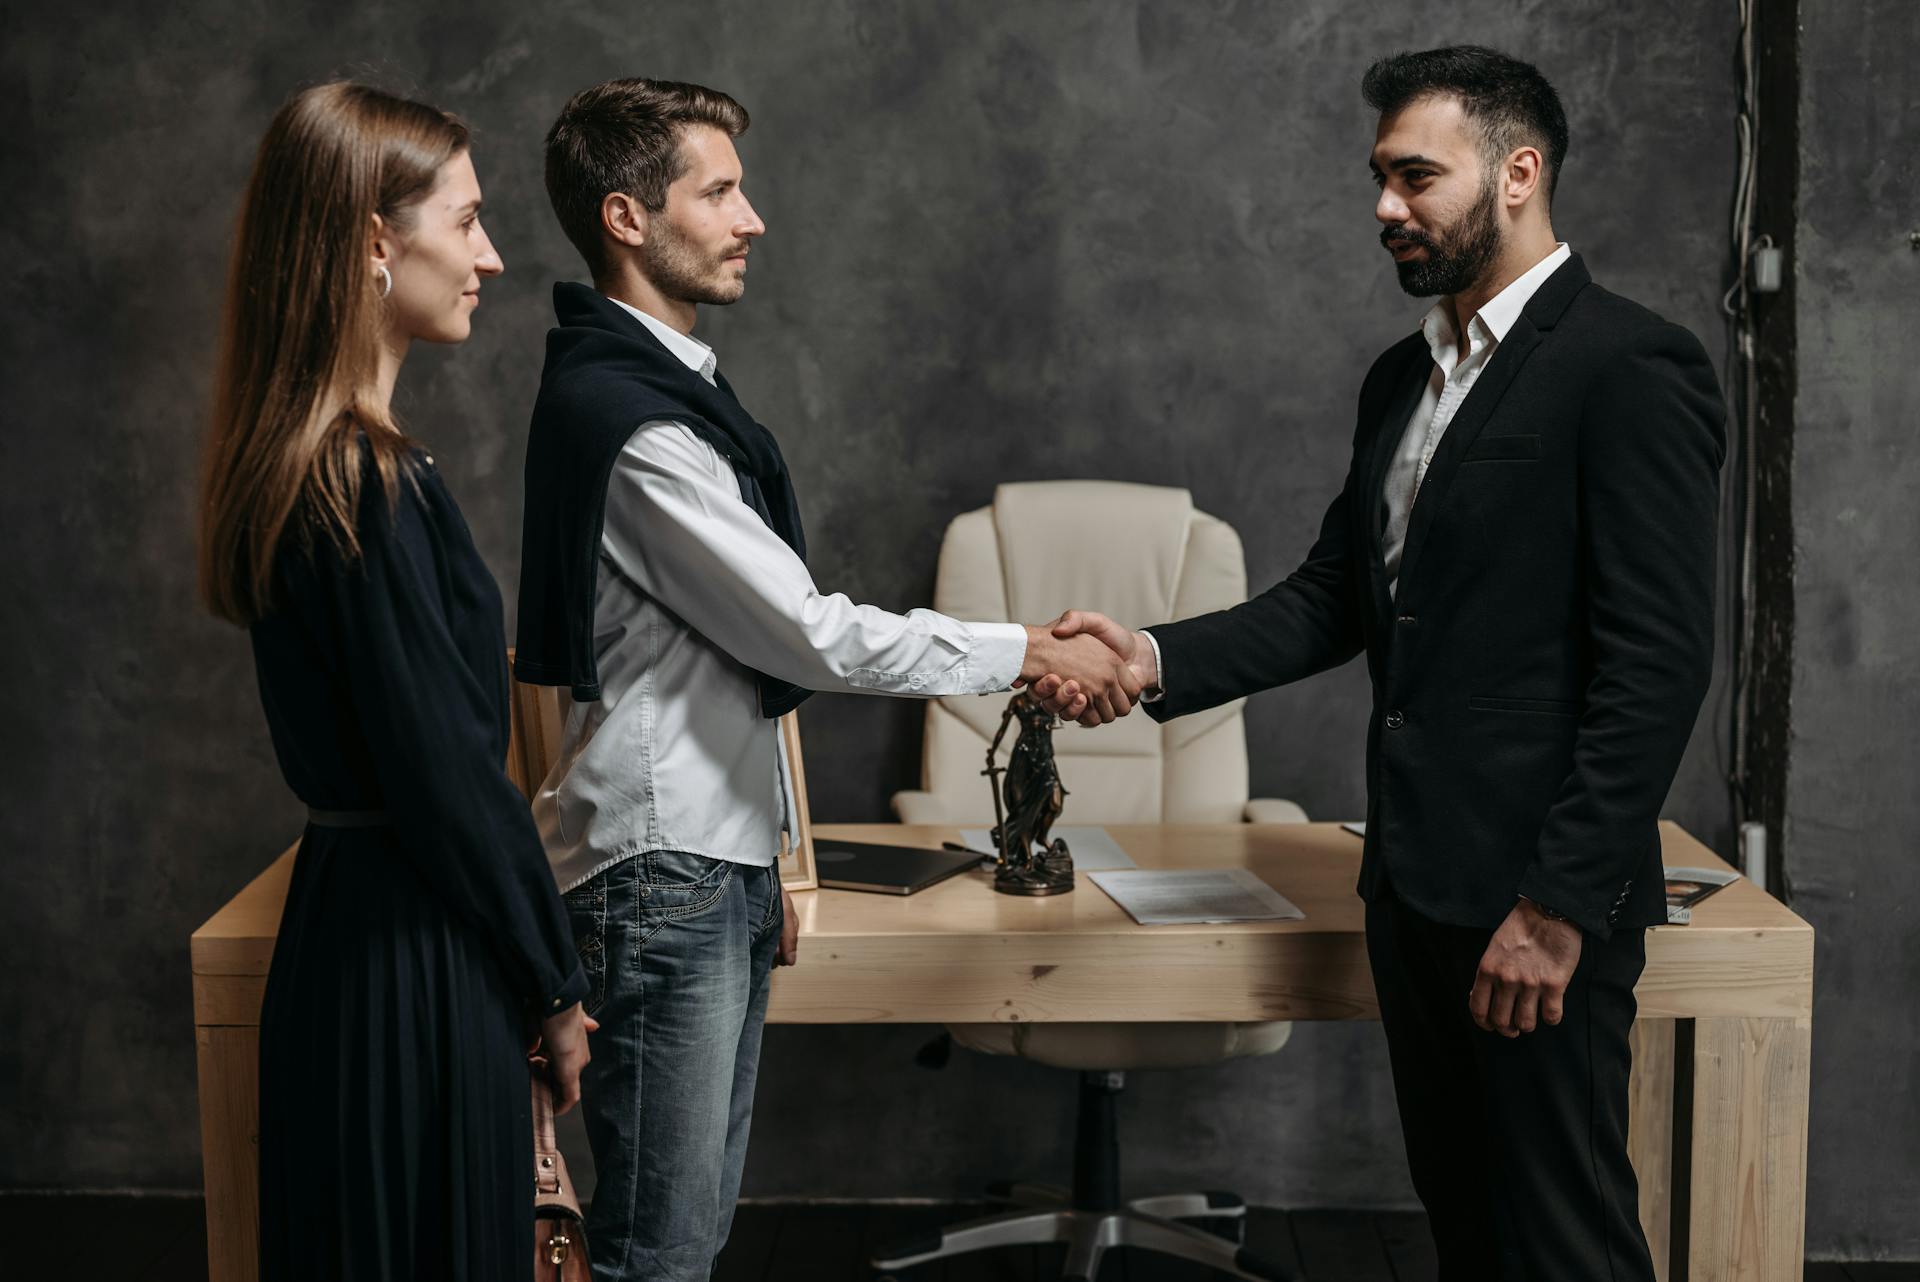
left=513, top=281, right=810, bottom=715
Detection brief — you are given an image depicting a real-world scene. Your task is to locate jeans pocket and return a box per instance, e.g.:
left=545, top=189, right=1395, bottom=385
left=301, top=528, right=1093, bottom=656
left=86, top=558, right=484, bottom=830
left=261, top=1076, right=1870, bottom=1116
left=561, top=875, right=610, bottom=1017
left=639, top=849, right=734, bottom=920
left=761, top=864, right=784, bottom=936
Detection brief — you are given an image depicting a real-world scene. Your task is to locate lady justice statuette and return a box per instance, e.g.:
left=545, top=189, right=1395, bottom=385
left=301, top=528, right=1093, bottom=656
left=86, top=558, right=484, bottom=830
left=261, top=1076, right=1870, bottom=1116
left=982, top=691, right=1075, bottom=896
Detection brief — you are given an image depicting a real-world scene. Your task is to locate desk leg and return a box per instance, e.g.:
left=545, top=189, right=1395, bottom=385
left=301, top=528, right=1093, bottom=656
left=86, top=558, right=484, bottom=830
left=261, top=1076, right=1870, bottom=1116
left=196, top=1024, right=260, bottom=1282
left=1685, top=1016, right=1811, bottom=1282
left=1628, top=1017, right=1676, bottom=1282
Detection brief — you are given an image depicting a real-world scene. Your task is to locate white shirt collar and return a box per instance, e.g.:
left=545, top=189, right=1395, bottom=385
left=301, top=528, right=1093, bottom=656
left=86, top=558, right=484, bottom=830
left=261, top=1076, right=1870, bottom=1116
left=606, top=294, right=718, bottom=384
left=1476, top=241, right=1572, bottom=342
left=1419, top=242, right=1573, bottom=369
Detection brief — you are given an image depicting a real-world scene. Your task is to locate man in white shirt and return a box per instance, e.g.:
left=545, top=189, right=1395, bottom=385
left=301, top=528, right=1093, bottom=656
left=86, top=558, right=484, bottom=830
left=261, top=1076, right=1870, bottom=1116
left=517, top=78, right=1140, bottom=1281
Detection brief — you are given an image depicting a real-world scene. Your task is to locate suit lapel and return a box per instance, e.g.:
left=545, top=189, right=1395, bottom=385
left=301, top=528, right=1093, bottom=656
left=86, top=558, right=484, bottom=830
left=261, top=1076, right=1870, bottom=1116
left=1364, top=342, right=1430, bottom=621
left=1394, top=318, right=1541, bottom=592
left=1394, top=253, right=1590, bottom=596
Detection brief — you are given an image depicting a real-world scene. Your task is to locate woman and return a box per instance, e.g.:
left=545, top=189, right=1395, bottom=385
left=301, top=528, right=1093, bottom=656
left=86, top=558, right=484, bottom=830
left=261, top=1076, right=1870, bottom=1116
left=197, top=82, right=591, bottom=1280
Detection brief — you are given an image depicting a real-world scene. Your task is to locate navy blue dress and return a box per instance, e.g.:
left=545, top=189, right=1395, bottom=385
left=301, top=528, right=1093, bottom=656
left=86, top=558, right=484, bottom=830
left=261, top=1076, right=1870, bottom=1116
left=248, top=449, right=587, bottom=1281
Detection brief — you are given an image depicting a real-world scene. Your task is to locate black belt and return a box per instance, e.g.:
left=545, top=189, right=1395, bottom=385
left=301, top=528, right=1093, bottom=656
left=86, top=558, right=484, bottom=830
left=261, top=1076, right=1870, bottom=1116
left=306, top=807, right=392, bottom=829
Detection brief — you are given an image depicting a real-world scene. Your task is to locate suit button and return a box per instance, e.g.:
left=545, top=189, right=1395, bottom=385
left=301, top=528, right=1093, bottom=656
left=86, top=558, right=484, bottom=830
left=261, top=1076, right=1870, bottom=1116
left=1385, top=710, right=1406, bottom=730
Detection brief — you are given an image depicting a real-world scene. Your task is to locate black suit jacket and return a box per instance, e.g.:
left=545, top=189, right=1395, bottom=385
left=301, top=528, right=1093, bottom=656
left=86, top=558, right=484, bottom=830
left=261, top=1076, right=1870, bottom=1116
left=1146, top=254, right=1725, bottom=938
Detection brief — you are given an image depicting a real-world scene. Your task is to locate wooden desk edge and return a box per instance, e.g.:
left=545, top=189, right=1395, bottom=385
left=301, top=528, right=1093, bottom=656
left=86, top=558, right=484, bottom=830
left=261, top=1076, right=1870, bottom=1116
left=191, top=824, right=1815, bottom=990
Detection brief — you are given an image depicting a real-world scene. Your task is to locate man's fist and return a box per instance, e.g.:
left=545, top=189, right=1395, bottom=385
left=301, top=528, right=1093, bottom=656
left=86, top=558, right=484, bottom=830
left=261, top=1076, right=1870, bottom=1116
left=1468, top=899, right=1584, bottom=1037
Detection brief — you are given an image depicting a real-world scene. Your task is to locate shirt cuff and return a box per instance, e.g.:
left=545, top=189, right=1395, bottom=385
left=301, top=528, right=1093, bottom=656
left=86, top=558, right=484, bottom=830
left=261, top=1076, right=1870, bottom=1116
left=1140, top=629, right=1166, bottom=703
left=970, top=621, right=1030, bottom=693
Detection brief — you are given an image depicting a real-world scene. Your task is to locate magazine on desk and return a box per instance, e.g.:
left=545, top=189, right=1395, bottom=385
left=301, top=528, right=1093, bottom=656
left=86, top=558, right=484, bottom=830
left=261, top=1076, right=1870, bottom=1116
left=1665, top=865, right=1740, bottom=925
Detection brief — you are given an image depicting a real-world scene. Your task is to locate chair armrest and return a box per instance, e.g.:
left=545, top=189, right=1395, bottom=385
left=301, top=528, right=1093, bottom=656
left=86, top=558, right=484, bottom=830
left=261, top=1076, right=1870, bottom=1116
left=1243, top=798, right=1309, bottom=825
left=891, top=790, right=972, bottom=825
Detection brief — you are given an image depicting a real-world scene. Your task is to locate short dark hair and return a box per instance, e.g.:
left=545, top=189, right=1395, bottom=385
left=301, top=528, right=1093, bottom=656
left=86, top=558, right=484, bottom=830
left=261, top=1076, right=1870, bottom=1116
left=544, top=77, right=750, bottom=278
left=1362, top=46, right=1569, bottom=204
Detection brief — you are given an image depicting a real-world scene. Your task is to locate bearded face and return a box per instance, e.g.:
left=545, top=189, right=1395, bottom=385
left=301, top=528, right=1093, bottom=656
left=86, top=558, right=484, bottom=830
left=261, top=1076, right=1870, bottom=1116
left=635, top=124, right=760, bottom=308
left=1380, top=170, right=1505, bottom=299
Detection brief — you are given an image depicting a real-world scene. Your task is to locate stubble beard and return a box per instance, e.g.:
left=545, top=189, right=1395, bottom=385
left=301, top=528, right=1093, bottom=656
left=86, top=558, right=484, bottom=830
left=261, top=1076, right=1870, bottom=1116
left=1385, top=176, right=1505, bottom=299
left=641, top=217, right=748, bottom=307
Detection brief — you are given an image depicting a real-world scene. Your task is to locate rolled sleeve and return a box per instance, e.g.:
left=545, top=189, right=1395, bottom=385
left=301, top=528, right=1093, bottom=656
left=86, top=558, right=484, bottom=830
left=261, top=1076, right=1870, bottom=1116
left=958, top=620, right=1029, bottom=695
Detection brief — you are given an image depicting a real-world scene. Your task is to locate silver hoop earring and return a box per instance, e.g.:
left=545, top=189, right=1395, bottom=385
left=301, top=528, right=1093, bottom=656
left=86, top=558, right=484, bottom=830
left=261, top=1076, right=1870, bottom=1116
left=375, top=264, right=393, bottom=298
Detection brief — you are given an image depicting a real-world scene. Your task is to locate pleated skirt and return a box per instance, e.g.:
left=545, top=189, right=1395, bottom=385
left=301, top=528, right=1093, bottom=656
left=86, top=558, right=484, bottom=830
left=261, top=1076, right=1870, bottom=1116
left=258, top=826, right=530, bottom=1282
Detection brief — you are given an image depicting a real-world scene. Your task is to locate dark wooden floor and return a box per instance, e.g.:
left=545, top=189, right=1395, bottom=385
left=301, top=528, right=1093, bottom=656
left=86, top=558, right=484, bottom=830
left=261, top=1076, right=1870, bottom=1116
left=2, top=1194, right=1913, bottom=1281
left=715, top=1204, right=1429, bottom=1281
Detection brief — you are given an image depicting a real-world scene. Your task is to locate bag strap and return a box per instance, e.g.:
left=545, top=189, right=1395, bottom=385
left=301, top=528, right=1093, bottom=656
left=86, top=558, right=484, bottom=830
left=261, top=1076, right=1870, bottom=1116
left=528, top=1052, right=581, bottom=1214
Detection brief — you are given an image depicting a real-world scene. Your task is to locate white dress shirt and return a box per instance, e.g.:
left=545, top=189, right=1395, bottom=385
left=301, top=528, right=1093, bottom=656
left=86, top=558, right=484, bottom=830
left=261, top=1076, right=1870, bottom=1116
left=1381, top=243, right=1571, bottom=594
left=535, top=297, right=1029, bottom=893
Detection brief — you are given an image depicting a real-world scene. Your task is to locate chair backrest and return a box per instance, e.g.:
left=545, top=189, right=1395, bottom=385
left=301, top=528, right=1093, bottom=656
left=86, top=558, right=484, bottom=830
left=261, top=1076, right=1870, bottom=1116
left=909, top=480, right=1251, bottom=824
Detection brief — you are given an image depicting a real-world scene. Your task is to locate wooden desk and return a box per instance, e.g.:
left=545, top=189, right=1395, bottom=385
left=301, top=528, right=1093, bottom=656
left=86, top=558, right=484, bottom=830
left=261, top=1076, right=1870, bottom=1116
left=192, top=821, right=1812, bottom=1282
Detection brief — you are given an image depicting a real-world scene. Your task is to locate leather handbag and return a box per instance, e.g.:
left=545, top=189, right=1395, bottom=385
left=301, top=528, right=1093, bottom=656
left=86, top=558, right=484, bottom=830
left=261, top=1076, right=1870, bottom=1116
left=530, top=1053, right=591, bottom=1281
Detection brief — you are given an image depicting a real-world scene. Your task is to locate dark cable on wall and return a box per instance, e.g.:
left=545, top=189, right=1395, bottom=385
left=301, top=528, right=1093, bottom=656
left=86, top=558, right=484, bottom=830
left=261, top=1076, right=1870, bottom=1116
left=1720, top=0, right=1780, bottom=888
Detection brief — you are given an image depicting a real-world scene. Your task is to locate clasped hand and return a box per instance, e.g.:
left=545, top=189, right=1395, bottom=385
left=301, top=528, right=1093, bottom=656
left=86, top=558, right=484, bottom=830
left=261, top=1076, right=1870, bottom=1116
left=533, top=1003, right=599, bottom=1116
left=1016, top=610, right=1156, bottom=727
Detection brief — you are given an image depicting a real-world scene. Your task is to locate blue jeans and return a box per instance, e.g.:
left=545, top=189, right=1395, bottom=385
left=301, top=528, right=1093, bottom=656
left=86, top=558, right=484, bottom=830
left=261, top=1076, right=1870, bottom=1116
left=563, top=851, right=782, bottom=1281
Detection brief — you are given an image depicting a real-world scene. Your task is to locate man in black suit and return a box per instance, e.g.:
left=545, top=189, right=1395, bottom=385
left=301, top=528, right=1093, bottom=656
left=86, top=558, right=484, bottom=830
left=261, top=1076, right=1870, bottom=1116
left=1031, top=46, right=1724, bottom=1281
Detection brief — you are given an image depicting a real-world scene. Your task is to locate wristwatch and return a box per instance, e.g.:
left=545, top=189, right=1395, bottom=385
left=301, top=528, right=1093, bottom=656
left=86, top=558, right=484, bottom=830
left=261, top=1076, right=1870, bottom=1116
left=1521, top=895, right=1572, bottom=923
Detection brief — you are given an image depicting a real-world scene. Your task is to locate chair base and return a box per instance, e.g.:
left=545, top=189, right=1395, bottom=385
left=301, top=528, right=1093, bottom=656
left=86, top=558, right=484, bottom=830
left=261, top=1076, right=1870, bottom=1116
left=986, top=1180, right=1247, bottom=1242
left=874, top=1072, right=1301, bottom=1280
left=870, top=1201, right=1296, bottom=1281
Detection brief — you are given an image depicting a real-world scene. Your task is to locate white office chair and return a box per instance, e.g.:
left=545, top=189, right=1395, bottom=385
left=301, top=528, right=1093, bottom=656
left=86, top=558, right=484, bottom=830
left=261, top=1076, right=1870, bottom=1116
left=873, top=481, right=1303, bottom=1282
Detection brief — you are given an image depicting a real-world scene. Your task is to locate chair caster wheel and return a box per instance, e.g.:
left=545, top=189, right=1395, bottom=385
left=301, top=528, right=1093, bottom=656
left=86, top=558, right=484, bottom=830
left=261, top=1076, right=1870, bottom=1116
left=1192, top=1212, right=1246, bottom=1245
left=1179, top=1189, right=1247, bottom=1245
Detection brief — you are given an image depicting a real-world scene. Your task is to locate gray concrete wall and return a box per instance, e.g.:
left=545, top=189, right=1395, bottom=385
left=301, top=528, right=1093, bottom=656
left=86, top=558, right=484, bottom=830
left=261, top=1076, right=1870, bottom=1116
left=1, top=0, right=1747, bottom=1220
left=1787, top=0, right=1920, bottom=1258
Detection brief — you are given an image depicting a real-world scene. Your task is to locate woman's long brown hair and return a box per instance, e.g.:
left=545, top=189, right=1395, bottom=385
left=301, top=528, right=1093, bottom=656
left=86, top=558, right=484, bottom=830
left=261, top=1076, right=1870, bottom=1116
left=198, top=82, right=469, bottom=625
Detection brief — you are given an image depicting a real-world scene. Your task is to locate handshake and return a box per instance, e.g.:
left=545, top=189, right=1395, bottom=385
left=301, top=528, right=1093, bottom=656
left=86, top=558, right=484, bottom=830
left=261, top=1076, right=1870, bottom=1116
left=1016, top=610, right=1154, bottom=727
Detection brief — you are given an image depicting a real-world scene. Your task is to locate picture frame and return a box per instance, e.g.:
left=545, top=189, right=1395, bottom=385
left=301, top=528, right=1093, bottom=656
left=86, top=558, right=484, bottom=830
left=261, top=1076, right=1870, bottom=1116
left=777, top=710, right=817, bottom=891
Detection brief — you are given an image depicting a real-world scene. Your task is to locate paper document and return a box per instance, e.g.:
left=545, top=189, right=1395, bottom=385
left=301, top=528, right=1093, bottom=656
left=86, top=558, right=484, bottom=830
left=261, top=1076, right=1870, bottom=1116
left=958, top=826, right=1137, bottom=870
left=1089, top=868, right=1305, bottom=926
left=1341, top=821, right=1366, bottom=837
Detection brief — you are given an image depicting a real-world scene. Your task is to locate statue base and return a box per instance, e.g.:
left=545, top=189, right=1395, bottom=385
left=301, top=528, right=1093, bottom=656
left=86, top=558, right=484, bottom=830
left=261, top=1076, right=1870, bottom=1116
left=992, top=843, right=1075, bottom=896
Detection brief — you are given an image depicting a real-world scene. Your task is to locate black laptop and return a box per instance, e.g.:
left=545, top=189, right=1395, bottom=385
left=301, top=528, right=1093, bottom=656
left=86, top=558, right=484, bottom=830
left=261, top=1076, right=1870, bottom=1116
left=812, top=840, right=981, bottom=895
